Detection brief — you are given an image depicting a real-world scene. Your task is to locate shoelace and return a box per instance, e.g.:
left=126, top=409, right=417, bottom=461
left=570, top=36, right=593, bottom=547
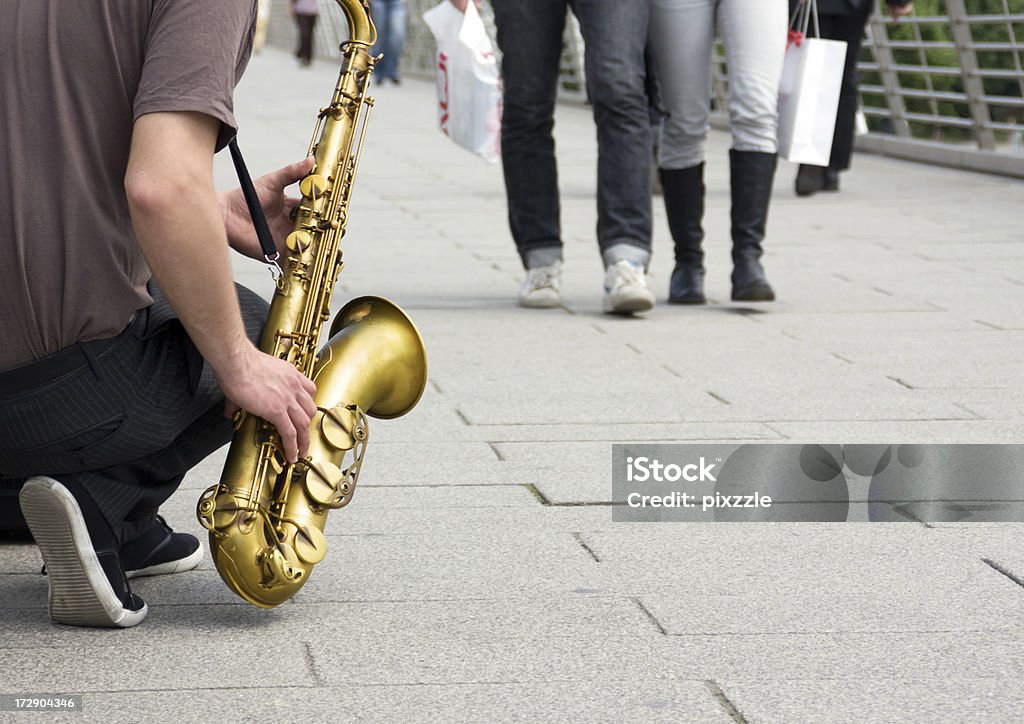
left=527, top=267, right=560, bottom=291
left=609, top=262, right=645, bottom=291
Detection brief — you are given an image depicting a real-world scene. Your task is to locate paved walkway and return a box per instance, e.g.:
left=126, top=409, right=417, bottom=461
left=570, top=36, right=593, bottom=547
left=2, top=47, right=1023, bottom=722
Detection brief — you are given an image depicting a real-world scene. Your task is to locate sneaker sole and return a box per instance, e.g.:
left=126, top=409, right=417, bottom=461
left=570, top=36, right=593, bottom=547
left=518, top=296, right=562, bottom=309
left=20, top=477, right=147, bottom=628
left=603, top=292, right=655, bottom=315
left=126, top=542, right=204, bottom=579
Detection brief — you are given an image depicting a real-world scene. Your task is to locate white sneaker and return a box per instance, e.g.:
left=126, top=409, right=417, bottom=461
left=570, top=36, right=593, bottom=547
left=518, top=262, right=562, bottom=308
left=603, top=260, right=655, bottom=315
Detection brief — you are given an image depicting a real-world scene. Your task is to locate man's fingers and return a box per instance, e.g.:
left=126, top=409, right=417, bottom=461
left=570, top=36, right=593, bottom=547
left=299, top=392, right=318, bottom=419
left=277, top=415, right=299, bottom=463
left=290, top=402, right=312, bottom=459
left=275, top=157, right=316, bottom=190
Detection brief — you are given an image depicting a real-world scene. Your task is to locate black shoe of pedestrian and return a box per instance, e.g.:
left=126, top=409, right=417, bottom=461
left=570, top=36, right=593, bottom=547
left=668, top=265, right=706, bottom=304
left=20, top=476, right=146, bottom=628
left=823, top=168, right=840, bottom=192
left=731, top=258, right=776, bottom=302
left=794, top=164, right=826, bottom=197
left=121, top=515, right=203, bottom=579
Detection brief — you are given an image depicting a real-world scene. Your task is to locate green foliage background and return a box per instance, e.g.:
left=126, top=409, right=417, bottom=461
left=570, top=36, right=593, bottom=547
left=860, top=0, right=1024, bottom=142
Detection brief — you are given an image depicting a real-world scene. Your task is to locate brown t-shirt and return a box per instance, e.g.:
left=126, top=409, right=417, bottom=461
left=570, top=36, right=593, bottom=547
left=0, top=0, right=256, bottom=371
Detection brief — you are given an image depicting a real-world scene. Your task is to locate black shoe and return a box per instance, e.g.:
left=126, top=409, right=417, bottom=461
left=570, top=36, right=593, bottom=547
left=730, top=150, right=776, bottom=303
left=823, top=168, right=840, bottom=192
left=794, top=164, right=825, bottom=196
left=20, top=477, right=146, bottom=628
left=660, top=165, right=707, bottom=304
left=668, top=265, right=706, bottom=304
left=796, top=165, right=841, bottom=196
left=121, top=515, right=203, bottom=579
left=731, top=259, right=776, bottom=301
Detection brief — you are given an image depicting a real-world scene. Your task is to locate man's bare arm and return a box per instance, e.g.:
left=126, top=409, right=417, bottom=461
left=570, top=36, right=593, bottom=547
left=125, top=112, right=317, bottom=462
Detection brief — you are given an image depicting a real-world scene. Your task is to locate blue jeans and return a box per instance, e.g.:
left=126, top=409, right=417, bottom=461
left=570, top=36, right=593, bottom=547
left=492, top=0, right=652, bottom=268
left=371, top=0, right=406, bottom=82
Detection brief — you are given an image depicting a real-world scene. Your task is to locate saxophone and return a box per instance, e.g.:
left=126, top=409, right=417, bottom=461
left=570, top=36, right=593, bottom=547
left=196, top=0, right=427, bottom=608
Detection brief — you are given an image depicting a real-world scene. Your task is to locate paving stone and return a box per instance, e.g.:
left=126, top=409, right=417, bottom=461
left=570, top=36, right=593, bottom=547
left=44, top=681, right=732, bottom=724
left=720, top=679, right=1024, bottom=724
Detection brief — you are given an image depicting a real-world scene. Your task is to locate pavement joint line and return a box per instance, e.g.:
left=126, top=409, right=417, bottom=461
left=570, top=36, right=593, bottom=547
left=952, top=402, right=985, bottom=420
left=780, top=330, right=801, bottom=342
left=887, top=376, right=916, bottom=389
left=708, top=391, right=732, bottom=406
left=974, top=319, right=1005, bottom=330
left=589, top=323, right=607, bottom=335
left=982, top=559, right=1024, bottom=590
left=625, top=343, right=643, bottom=355
left=429, top=379, right=444, bottom=394
left=760, top=423, right=790, bottom=439
left=872, top=286, right=895, bottom=297
left=633, top=598, right=667, bottom=636
left=454, top=409, right=472, bottom=426
left=662, top=364, right=683, bottom=379
left=487, top=442, right=506, bottom=461
left=705, top=680, right=750, bottom=723
left=303, top=642, right=327, bottom=687
left=523, top=484, right=551, bottom=506
left=885, top=504, right=935, bottom=529
left=830, top=352, right=854, bottom=364
left=572, top=533, right=601, bottom=563
left=832, top=273, right=853, bottom=282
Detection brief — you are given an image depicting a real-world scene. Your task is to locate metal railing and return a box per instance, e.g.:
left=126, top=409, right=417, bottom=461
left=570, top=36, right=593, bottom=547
left=262, top=0, right=1024, bottom=177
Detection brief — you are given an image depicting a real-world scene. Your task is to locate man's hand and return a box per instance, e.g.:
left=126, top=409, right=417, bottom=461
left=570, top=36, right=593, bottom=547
left=216, top=344, right=318, bottom=464
left=888, top=2, right=913, bottom=20
left=221, top=156, right=315, bottom=260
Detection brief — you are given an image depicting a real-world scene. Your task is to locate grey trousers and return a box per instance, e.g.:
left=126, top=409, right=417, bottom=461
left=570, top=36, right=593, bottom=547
left=0, top=283, right=268, bottom=542
left=650, top=0, right=788, bottom=170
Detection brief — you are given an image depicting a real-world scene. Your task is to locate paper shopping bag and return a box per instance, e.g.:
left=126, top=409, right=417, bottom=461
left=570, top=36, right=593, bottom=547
left=423, top=1, right=502, bottom=162
left=777, top=36, right=847, bottom=166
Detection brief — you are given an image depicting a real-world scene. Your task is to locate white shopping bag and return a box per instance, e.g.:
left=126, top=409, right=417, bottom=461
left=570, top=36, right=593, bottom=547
left=423, top=1, right=502, bottom=162
left=777, top=2, right=847, bottom=166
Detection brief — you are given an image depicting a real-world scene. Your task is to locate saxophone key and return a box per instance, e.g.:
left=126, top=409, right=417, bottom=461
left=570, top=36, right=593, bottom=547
left=291, top=523, right=328, bottom=564
left=304, top=460, right=347, bottom=507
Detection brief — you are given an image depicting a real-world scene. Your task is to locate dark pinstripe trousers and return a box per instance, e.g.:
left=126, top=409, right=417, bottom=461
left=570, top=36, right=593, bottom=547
left=0, top=283, right=268, bottom=542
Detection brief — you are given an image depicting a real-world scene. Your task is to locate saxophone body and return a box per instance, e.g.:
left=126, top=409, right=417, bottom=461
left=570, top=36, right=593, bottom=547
left=197, top=0, right=427, bottom=608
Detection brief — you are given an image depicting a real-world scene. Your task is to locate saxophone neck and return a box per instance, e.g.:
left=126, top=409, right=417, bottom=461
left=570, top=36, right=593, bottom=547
left=335, top=0, right=377, bottom=47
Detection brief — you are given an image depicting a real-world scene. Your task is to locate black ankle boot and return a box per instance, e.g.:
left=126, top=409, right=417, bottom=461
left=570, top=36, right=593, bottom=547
left=730, top=150, right=776, bottom=302
left=660, top=164, right=706, bottom=304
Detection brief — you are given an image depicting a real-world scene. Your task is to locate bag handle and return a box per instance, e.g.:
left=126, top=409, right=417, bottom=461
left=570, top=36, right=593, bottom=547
left=788, top=0, right=821, bottom=44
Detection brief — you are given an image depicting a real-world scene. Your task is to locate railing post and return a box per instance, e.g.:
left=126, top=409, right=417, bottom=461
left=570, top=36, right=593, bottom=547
left=945, top=0, right=997, bottom=150
left=867, top=13, right=912, bottom=137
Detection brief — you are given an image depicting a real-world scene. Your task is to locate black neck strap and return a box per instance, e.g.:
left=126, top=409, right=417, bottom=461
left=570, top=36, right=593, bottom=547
left=228, top=138, right=281, bottom=273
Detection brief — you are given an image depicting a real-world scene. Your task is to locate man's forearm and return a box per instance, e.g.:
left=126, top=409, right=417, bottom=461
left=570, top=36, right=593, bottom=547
left=131, top=179, right=253, bottom=381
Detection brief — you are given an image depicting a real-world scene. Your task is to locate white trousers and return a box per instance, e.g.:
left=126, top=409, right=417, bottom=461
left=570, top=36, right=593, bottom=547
left=650, top=0, right=788, bottom=170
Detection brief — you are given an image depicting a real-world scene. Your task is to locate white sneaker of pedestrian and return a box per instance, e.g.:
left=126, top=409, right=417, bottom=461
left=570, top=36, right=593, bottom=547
left=518, top=262, right=562, bottom=309
left=603, top=260, right=655, bottom=315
